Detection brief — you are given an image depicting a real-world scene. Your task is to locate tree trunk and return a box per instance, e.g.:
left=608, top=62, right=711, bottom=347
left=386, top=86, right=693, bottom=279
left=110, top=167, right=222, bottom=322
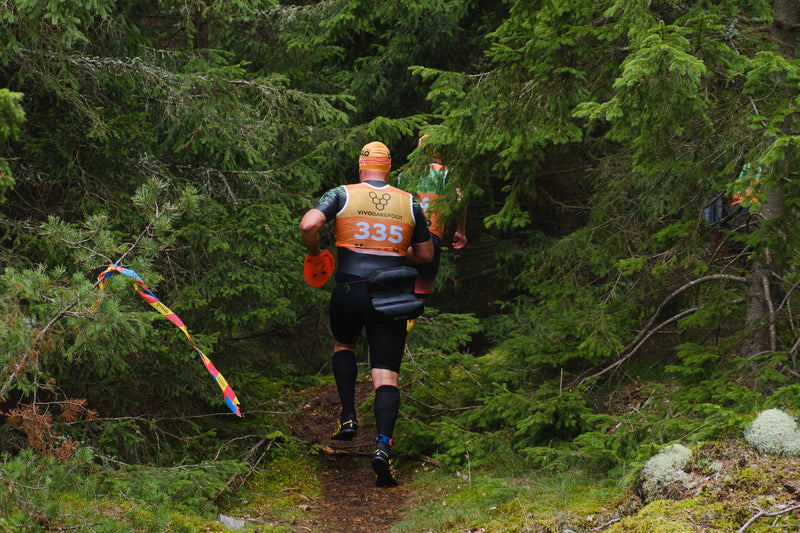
left=772, top=0, right=799, bottom=57
left=741, top=0, right=797, bottom=358
left=194, top=3, right=209, bottom=50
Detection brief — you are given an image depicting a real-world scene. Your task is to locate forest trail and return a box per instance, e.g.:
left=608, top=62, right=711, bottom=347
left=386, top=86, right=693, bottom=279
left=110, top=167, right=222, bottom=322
left=291, top=381, right=414, bottom=532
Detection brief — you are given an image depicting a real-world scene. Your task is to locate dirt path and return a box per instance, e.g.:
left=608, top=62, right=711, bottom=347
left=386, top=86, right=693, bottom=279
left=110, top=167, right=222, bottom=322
left=291, top=381, right=414, bottom=532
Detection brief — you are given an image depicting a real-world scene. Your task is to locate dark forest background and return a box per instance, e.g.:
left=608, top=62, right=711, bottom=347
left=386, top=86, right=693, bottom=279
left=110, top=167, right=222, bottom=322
left=2, top=1, right=800, bottom=530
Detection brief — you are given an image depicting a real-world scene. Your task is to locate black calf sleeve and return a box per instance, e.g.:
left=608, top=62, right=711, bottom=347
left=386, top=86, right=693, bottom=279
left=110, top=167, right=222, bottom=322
left=373, top=385, right=400, bottom=437
left=332, top=350, right=357, bottom=421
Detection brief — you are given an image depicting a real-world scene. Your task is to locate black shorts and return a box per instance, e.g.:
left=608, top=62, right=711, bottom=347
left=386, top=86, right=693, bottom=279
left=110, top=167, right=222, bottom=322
left=329, top=280, right=406, bottom=373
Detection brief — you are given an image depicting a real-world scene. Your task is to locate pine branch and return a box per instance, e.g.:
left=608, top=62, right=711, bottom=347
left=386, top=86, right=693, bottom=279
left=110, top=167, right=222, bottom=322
left=0, top=228, right=149, bottom=400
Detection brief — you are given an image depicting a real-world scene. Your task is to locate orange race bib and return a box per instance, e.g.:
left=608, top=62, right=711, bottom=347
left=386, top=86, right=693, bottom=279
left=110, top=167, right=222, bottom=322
left=334, top=183, right=416, bottom=255
left=416, top=192, right=445, bottom=238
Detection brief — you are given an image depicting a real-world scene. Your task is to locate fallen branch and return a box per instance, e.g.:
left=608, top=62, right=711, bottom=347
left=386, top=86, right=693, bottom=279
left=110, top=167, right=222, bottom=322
left=318, top=445, right=371, bottom=456
left=592, top=517, right=621, bottom=531
left=418, top=454, right=440, bottom=467
left=739, top=503, right=800, bottom=533
left=210, top=437, right=276, bottom=505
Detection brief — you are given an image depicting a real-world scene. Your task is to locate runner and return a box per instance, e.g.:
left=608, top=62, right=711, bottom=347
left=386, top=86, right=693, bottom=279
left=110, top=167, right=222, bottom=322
left=397, top=134, right=467, bottom=334
left=300, top=141, right=433, bottom=487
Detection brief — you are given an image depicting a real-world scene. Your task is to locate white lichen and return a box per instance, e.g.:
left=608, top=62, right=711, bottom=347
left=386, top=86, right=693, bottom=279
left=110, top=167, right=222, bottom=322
left=640, top=443, right=694, bottom=502
left=744, top=409, right=800, bottom=457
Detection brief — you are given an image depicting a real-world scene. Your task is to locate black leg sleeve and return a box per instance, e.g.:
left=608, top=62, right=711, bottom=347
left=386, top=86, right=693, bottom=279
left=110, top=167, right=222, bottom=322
left=373, top=385, right=400, bottom=437
left=332, top=350, right=358, bottom=421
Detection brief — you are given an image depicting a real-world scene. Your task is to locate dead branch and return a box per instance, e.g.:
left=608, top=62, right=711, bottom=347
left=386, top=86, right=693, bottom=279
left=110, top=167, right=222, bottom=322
left=739, top=503, right=800, bottom=532
left=210, top=437, right=276, bottom=505
left=571, top=274, right=747, bottom=390
left=0, top=299, right=81, bottom=399
left=592, top=517, right=622, bottom=531
left=762, top=275, right=776, bottom=352
left=213, top=434, right=269, bottom=461
left=318, top=445, right=370, bottom=457
left=629, top=274, right=746, bottom=351
left=773, top=272, right=800, bottom=340
left=781, top=365, right=800, bottom=380
left=574, top=307, right=697, bottom=389
left=400, top=386, right=480, bottom=414
left=418, top=454, right=440, bottom=466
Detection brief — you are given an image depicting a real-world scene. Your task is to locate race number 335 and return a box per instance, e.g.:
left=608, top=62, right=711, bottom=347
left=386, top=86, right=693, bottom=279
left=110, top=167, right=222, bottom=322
left=354, top=222, right=404, bottom=243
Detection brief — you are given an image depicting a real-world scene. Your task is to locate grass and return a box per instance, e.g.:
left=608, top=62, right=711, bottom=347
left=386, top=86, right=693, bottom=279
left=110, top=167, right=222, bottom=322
left=3, top=366, right=800, bottom=533
left=385, top=434, right=800, bottom=532
left=0, top=454, right=241, bottom=532
left=392, top=461, right=623, bottom=532
left=3, top=422, right=800, bottom=532
left=219, top=452, right=322, bottom=532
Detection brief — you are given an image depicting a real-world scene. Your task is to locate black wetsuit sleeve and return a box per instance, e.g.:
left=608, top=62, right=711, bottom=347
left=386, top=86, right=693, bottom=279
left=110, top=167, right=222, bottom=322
left=313, top=186, right=346, bottom=221
left=411, top=198, right=431, bottom=243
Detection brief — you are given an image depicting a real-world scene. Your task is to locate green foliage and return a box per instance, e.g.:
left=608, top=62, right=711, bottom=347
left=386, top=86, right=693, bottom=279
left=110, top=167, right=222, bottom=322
left=0, top=88, right=24, bottom=201
left=0, top=0, right=362, bottom=459
left=7, top=0, right=115, bottom=49
left=4, top=1, right=800, bottom=530
left=273, top=0, right=497, bottom=122
left=767, top=384, right=800, bottom=409
left=0, top=447, right=248, bottom=530
left=574, top=22, right=711, bottom=171
left=426, top=417, right=517, bottom=469
left=666, top=343, right=721, bottom=382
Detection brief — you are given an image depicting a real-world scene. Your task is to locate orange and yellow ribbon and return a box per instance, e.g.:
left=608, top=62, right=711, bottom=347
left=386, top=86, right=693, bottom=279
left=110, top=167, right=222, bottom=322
left=97, top=264, right=242, bottom=417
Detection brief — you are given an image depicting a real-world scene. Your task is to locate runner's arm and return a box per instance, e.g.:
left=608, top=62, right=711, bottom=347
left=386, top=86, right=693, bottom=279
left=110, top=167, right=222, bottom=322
left=300, top=208, right=327, bottom=256
left=453, top=211, right=467, bottom=250
left=405, top=199, right=434, bottom=264
left=406, top=238, right=434, bottom=265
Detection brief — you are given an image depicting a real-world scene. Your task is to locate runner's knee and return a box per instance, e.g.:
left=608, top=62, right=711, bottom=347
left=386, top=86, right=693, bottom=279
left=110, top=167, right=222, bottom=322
left=333, top=341, right=358, bottom=353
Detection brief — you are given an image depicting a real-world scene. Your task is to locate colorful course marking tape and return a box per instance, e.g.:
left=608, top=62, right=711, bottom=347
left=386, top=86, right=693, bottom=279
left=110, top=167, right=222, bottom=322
left=97, top=264, right=242, bottom=417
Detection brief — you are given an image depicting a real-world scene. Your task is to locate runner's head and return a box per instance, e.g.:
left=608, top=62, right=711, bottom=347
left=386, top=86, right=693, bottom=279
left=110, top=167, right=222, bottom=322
left=417, top=133, right=441, bottom=163
left=359, top=141, right=391, bottom=172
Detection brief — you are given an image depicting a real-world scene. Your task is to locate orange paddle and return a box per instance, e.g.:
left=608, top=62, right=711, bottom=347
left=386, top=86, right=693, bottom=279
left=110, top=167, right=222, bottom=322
left=304, top=250, right=335, bottom=287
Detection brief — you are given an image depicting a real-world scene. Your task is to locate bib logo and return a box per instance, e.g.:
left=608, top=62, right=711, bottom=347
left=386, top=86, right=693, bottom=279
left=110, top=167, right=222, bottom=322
left=369, top=191, right=391, bottom=211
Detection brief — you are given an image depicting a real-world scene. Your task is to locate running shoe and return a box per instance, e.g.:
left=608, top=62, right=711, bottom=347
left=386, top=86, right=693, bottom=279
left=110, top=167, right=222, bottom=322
left=371, top=434, right=398, bottom=487
left=331, top=419, right=358, bottom=441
